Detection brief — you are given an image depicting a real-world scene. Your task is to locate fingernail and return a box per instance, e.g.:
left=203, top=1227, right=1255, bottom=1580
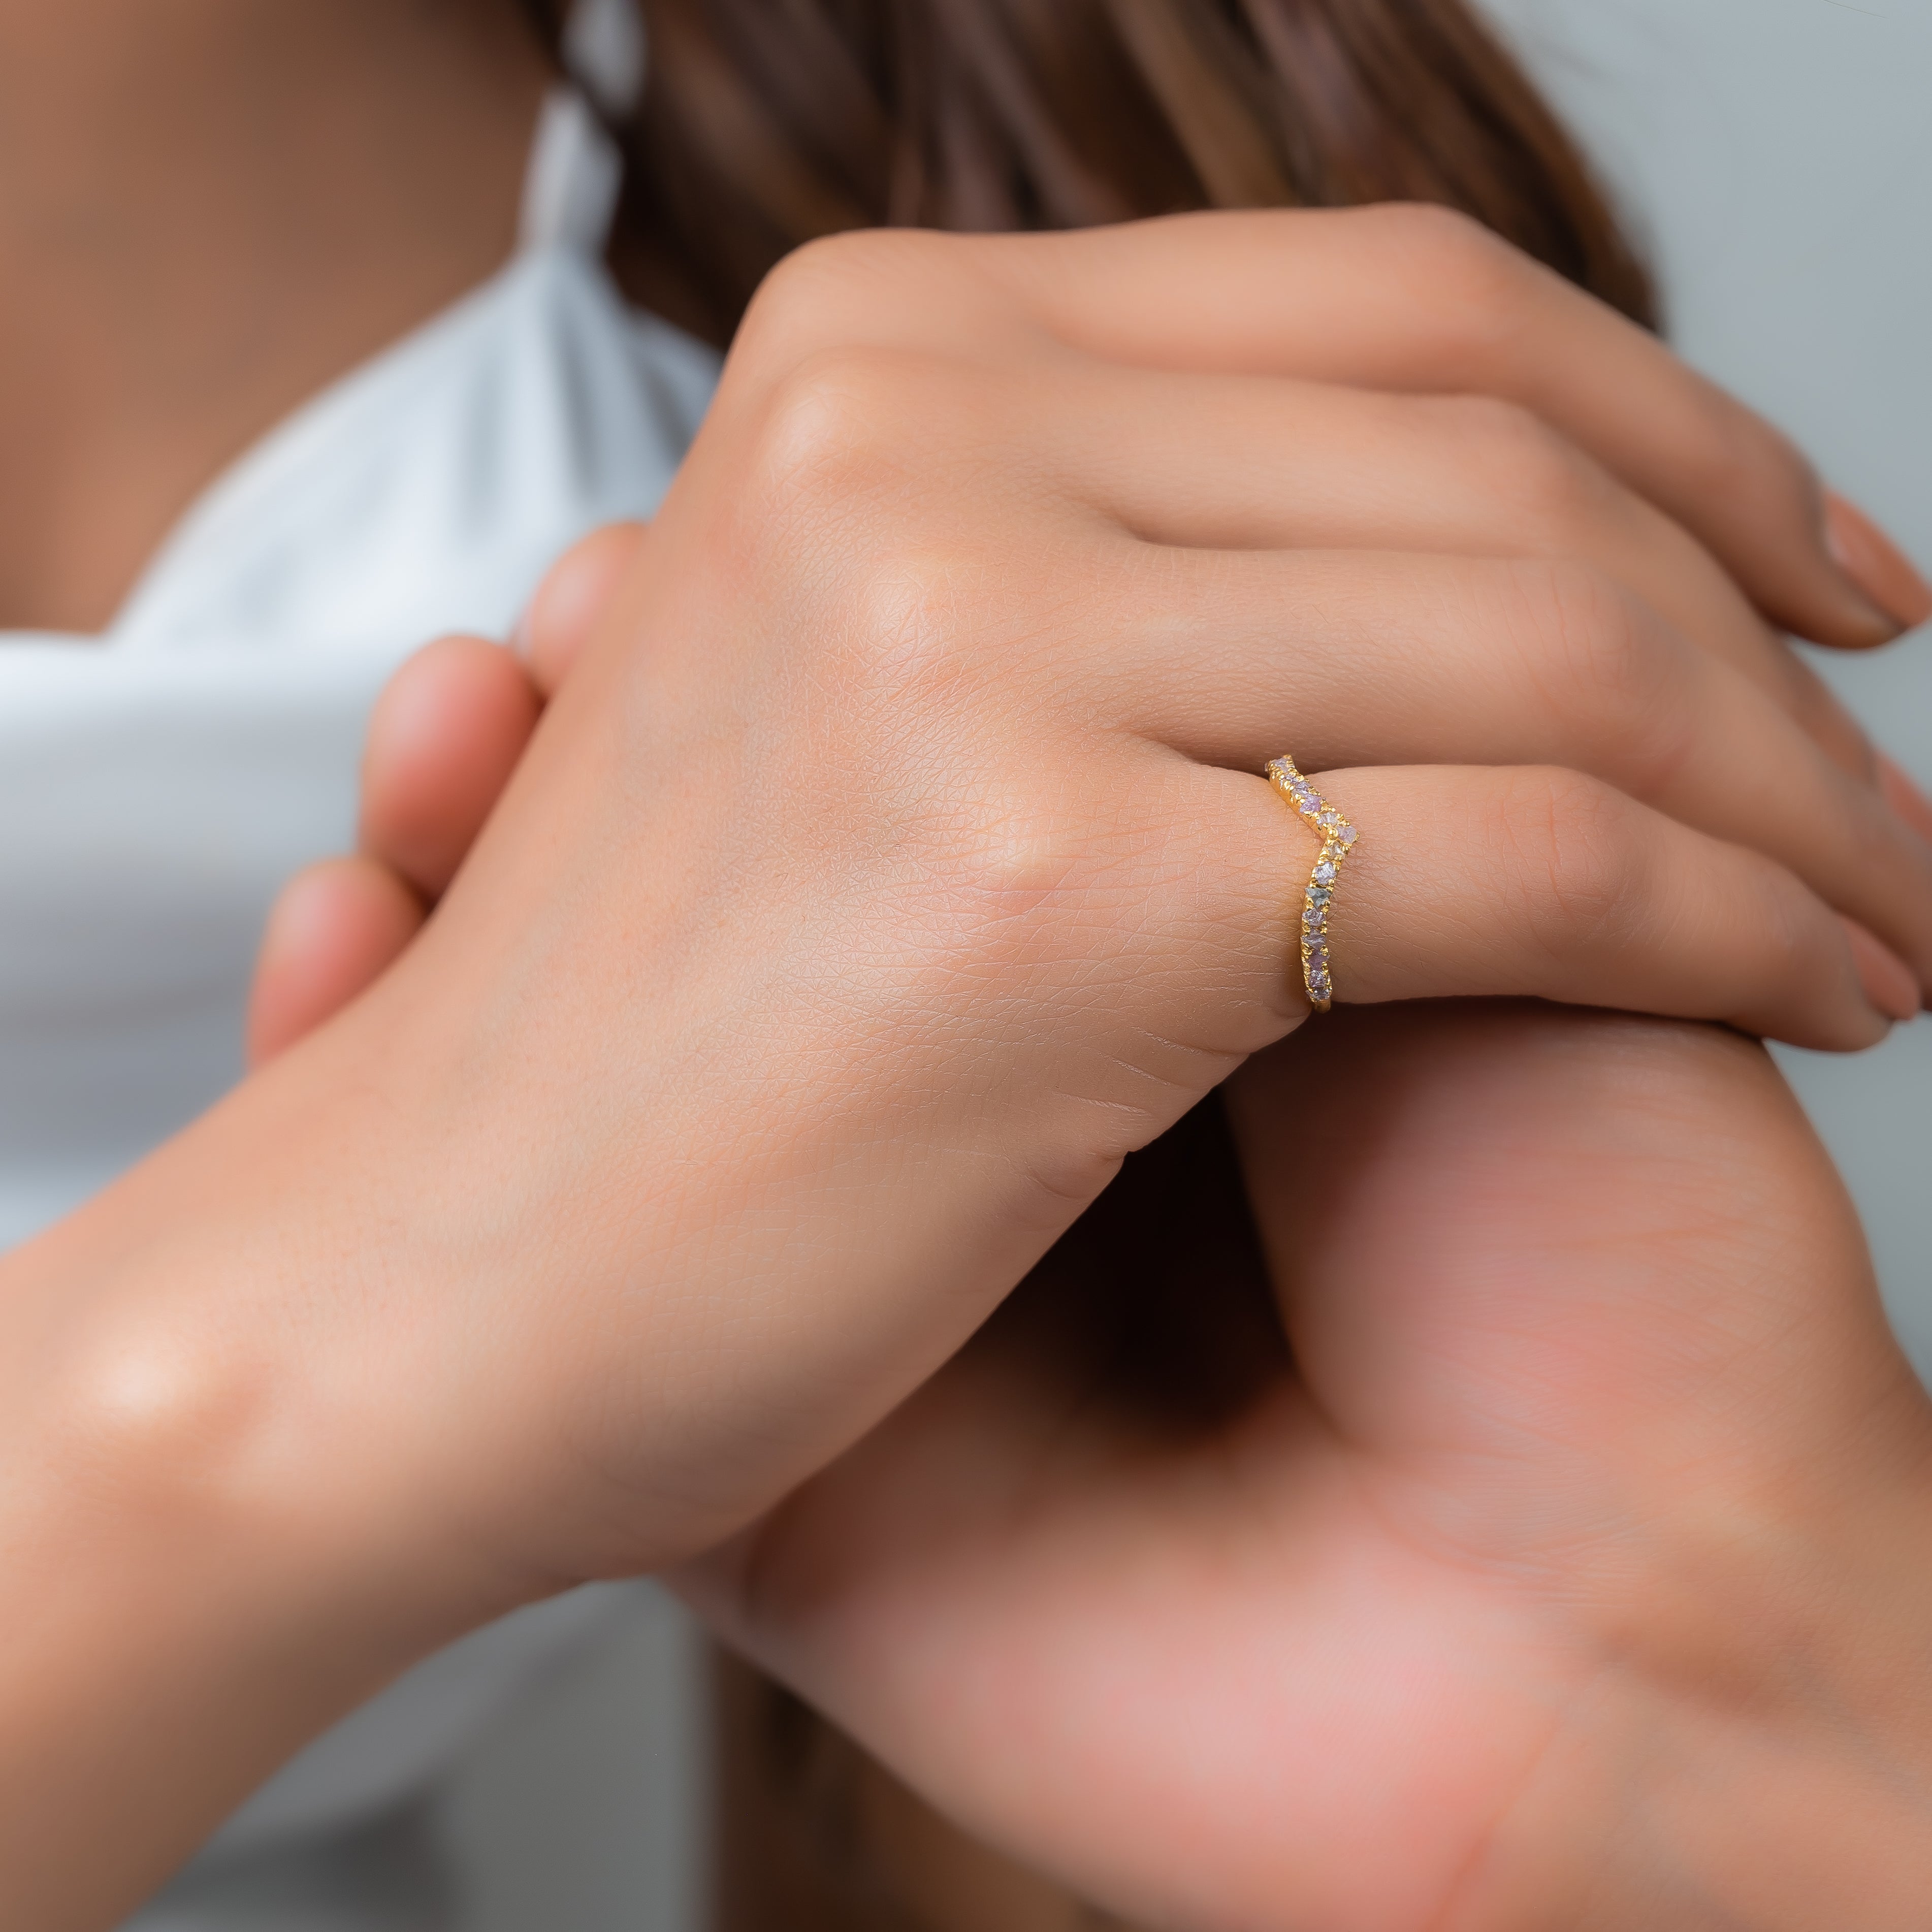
left=1843, top=916, right=1921, bottom=1024
left=1878, top=753, right=1932, bottom=847
left=1825, top=491, right=1932, bottom=633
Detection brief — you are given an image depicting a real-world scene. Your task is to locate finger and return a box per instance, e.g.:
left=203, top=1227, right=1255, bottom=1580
left=1241, top=762, right=1908, bottom=1051
left=360, top=635, right=543, bottom=900
left=1008, top=363, right=1876, bottom=775
left=757, top=211, right=1925, bottom=646
left=1826, top=493, right=1932, bottom=634
left=1880, top=754, right=1932, bottom=847
left=517, top=522, right=650, bottom=697
left=248, top=856, right=425, bottom=1067
left=991, top=208, right=1927, bottom=647
left=1080, top=546, right=1932, bottom=990
left=1223, top=999, right=1902, bottom=1477
left=1842, top=919, right=1922, bottom=1027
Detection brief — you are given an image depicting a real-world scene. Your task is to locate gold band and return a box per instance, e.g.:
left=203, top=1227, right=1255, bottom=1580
left=1266, top=755, right=1357, bottom=1013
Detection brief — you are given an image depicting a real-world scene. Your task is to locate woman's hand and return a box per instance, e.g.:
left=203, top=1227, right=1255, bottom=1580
left=227, top=199, right=1932, bottom=1601
left=695, top=1004, right=1932, bottom=1932
left=268, top=210, right=1932, bottom=1068
left=239, top=202, right=1932, bottom=1924
left=272, top=665, right=1932, bottom=1932
left=247, top=525, right=644, bottom=1060
left=13, top=207, right=1932, bottom=1926
left=280, top=631, right=1932, bottom=1928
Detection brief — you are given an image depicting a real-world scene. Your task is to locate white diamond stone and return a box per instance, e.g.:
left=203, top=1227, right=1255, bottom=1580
left=1313, top=860, right=1337, bottom=885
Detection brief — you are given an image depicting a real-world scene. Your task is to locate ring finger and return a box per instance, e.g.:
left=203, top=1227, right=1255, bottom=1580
left=1078, top=544, right=1932, bottom=994
left=1209, top=760, right=1910, bottom=1051
left=1014, top=363, right=1880, bottom=780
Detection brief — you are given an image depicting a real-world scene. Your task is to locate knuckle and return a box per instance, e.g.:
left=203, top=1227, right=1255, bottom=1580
left=944, top=784, right=1097, bottom=916
left=738, top=229, right=966, bottom=367
left=1366, top=202, right=1533, bottom=358
left=1786, top=655, right=1880, bottom=783
left=736, top=356, right=1039, bottom=702
left=1431, top=394, right=1606, bottom=534
left=734, top=350, right=975, bottom=640
left=1504, top=560, right=1694, bottom=793
left=1487, top=765, right=1646, bottom=951
left=751, top=345, right=921, bottom=505
left=1366, top=199, right=1496, bottom=266
left=1660, top=389, right=1809, bottom=518
left=745, top=342, right=1006, bottom=550
left=839, top=543, right=978, bottom=700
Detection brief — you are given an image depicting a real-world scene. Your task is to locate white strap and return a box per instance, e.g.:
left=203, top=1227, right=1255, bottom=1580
left=566, top=0, right=648, bottom=115
left=516, top=0, right=647, bottom=255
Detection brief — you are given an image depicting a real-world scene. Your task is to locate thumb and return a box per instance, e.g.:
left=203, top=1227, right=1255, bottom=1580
left=247, top=856, right=425, bottom=1066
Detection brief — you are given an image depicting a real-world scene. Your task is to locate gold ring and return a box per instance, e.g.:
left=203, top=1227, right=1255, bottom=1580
left=1266, top=755, right=1357, bottom=1013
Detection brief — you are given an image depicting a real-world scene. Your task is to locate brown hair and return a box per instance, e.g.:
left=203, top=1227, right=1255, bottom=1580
left=518, top=0, right=1655, bottom=348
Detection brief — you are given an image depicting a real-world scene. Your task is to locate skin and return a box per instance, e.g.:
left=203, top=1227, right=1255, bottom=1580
left=265, top=310, right=1932, bottom=1920
left=279, top=563, right=1932, bottom=1932
left=707, top=1003, right=1932, bottom=1932
left=0, top=13, right=1929, bottom=1919
left=0, top=0, right=547, bottom=631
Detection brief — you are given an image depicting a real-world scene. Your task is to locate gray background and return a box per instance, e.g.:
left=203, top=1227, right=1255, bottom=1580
left=436, top=1586, right=709, bottom=1931
left=434, top=4, right=1932, bottom=1922
left=1483, top=0, right=1932, bottom=1361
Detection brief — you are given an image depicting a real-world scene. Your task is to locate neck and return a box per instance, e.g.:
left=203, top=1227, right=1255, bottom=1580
left=0, top=0, right=549, bottom=632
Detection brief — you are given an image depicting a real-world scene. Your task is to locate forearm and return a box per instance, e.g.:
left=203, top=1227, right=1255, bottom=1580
left=0, top=1440, right=415, bottom=1927
left=0, top=1094, right=505, bottom=1927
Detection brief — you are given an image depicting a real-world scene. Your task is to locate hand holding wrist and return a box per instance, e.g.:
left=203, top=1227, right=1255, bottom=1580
left=690, top=1007, right=1932, bottom=1932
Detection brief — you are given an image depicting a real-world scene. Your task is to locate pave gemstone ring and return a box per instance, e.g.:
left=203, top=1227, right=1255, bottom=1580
left=1265, top=754, right=1358, bottom=1013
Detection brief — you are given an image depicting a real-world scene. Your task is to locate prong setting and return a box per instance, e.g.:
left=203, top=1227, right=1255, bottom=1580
left=1265, top=755, right=1356, bottom=1014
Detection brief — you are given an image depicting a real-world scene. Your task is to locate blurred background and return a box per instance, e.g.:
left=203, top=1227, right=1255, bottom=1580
left=1484, top=0, right=1932, bottom=1367
left=410, top=2, right=1932, bottom=1922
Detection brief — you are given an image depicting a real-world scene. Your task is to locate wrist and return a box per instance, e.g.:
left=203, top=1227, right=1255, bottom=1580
left=0, top=1072, right=520, bottom=1923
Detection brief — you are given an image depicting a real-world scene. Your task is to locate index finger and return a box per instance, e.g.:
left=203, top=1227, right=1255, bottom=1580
left=743, top=208, right=1926, bottom=650
left=979, top=206, right=1930, bottom=648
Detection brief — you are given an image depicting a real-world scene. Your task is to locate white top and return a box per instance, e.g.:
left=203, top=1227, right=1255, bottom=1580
left=0, top=248, right=715, bottom=1253
left=2, top=213, right=720, bottom=1862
